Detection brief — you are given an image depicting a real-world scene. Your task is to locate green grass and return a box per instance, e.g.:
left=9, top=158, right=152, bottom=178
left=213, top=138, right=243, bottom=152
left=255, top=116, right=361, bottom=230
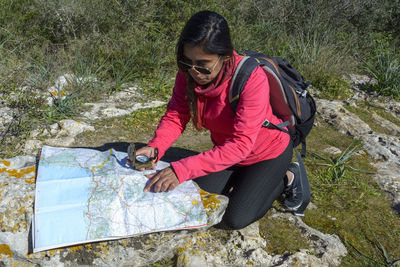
left=71, top=109, right=400, bottom=266
left=1, top=1, right=400, bottom=264
left=364, top=34, right=400, bottom=100
left=1, top=0, right=400, bottom=150
left=352, top=101, right=400, bottom=128
left=304, top=120, right=400, bottom=266
left=259, top=212, right=310, bottom=254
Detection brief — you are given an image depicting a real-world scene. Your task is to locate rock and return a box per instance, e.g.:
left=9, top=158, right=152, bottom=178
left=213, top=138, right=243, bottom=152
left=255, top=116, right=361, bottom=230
left=307, top=202, right=318, bottom=210
left=24, top=139, right=43, bottom=154
left=225, top=221, right=272, bottom=266
left=317, top=97, right=400, bottom=214
left=77, top=84, right=166, bottom=120
left=45, top=74, right=98, bottom=105
left=0, top=155, right=229, bottom=266
left=176, top=212, right=348, bottom=266
left=2, top=77, right=399, bottom=266
left=24, top=120, right=95, bottom=154
left=0, top=107, right=13, bottom=132
left=82, top=100, right=166, bottom=120
left=0, top=154, right=348, bottom=266
left=269, top=213, right=347, bottom=267
left=56, top=119, right=95, bottom=137
left=317, top=99, right=373, bottom=136
left=372, top=113, right=400, bottom=137
left=343, top=74, right=377, bottom=90
left=49, top=122, right=61, bottom=136
left=108, top=86, right=142, bottom=102
left=45, top=136, right=76, bottom=147
left=176, top=221, right=274, bottom=266
left=372, top=161, right=400, bottom=214
left=177, top=251, right=211, bottom=267
left=0, top=156, right=37, bottom=267
left=322, top=146, right=342, bottom=155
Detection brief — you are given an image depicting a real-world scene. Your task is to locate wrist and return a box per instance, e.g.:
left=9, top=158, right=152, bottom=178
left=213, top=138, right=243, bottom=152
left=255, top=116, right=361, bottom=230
left=169, top=165, right=180, bottom=184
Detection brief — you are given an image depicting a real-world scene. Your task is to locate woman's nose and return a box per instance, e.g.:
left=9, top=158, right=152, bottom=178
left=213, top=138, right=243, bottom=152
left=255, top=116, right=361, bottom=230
left=189, top=67, right=200, bottom=75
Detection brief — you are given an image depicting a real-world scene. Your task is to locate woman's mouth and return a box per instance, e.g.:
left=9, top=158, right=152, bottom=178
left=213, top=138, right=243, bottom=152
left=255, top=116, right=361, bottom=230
left=193, top=76, right=206, bottom=84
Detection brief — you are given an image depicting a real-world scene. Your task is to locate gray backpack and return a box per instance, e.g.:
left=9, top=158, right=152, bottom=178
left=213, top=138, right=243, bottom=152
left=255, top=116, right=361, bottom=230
left=229, top=50, right=316, bottom=157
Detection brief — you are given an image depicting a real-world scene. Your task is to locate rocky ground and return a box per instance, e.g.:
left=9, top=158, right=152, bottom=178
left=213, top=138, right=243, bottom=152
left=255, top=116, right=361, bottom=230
left=0, top=74, right=399, bottom=266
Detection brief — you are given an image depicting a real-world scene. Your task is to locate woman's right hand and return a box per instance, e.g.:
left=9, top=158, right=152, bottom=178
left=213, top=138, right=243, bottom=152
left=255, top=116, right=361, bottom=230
left=133, top=146, right=157, bottom=171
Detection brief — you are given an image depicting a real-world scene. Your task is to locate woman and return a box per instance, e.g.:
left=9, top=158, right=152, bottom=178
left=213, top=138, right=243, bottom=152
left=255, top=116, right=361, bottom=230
left=135, top=10, right=303, bottom=229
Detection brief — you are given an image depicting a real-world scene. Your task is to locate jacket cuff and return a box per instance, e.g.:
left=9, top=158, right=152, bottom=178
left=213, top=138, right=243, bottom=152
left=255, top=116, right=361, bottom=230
left=170, top=161, right=189, bottom=184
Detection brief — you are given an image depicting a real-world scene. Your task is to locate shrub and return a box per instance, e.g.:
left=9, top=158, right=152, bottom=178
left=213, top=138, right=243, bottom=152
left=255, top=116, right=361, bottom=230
left=364, top=34, right=400, bottom=100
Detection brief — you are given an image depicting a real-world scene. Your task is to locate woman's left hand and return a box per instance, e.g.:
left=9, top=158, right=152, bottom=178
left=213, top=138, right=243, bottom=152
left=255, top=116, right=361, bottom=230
left=144, top=167, right=179, bottom=193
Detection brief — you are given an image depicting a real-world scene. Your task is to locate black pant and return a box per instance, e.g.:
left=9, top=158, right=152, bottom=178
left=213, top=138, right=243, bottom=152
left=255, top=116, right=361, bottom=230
left=194, top=141, right=293, bottom=230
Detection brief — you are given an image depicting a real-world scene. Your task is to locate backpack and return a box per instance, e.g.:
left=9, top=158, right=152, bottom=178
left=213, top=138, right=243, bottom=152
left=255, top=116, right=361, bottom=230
left=229, top=50, right=317, bottom=158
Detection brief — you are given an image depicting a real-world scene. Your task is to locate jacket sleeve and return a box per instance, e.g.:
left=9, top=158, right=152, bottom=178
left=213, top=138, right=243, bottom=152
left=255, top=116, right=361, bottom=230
left=171, top=67, right=270, bottom=183
left=147, top=72, right=191, bottom=160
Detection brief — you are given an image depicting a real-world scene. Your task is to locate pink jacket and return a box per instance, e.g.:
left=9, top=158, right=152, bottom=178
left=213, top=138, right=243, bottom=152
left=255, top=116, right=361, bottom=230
left=148, top=53, right=290, bottom=183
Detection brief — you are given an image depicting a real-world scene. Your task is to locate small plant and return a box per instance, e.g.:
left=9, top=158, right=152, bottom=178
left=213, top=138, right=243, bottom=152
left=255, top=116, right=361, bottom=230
left=108, top=57, right=137, bottom=93
left=313, top=75, right=352, bottom=100
left=345, top=222, right=400, bottom=267
left=44, top=93, right=78, bottom=123
left=310, top=142, right=373, bottom=184
left=364, top=34, right=400, bottom=100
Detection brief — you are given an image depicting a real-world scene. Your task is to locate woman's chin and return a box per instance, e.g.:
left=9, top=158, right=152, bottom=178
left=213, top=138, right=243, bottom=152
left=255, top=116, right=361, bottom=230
left=194, top=78, right=209, bottom=85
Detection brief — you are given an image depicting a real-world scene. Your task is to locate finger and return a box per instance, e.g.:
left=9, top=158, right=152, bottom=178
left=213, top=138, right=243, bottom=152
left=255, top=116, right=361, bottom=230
left=160, top=180, right=171, bottom=192
left=145, top=172, right=156, bottom=179
left=145, top=162, right=156, bottom=170
left=152, top=178, right=165, bottom=193
left=144, top=174, right=160, bottom=192
left=167, top=180, right=178, bottom=191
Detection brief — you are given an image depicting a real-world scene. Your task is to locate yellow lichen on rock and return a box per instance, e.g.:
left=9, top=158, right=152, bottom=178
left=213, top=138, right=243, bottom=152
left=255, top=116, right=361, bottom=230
left=177, top=252, right=190, bottom=264
left=199, top=189, right=221, bottom=213
left=0, top=244, right=13, bottom=258
left=24, top=175, right=36, bottom=184
left=91, top=243, right=109, bottom=258
left=45, top=248, right=63, bottom=257
left=193, top=231, right=207, bottom=238
left=0, top=160, right=11, bottom=167
left=96, top=242, right=109, bottom=255
left=0, top=166, right=35, bottom=179
left=69, top=245, right=83, bottom=251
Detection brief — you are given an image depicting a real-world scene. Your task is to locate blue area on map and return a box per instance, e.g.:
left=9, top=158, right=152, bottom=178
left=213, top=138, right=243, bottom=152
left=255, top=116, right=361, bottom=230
left=37, top=178, right=91, bottom=209
left=38, top=165, right=91, bottom=181
left=36, top=205, right=88, bottom=248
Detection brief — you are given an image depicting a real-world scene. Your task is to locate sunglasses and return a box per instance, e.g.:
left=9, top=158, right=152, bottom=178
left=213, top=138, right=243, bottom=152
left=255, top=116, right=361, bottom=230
left=178, top=56, right=222, bottom=74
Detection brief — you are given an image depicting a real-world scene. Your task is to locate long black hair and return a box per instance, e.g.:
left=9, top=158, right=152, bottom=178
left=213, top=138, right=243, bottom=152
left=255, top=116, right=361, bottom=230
left=176, top=10, right=234, bottom=129
left=176, top=10, right=233, bottom=64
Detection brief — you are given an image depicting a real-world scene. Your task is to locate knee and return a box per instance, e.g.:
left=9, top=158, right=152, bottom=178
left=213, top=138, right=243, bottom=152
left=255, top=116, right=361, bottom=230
left=219, top=216, right=255, bottom=230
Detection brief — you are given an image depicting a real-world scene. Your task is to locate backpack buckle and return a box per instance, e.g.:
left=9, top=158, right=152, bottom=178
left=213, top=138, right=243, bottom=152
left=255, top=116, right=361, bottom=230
left=296, top=89, right=308, bottom=97
left=262, top=119, right=271, bottom=127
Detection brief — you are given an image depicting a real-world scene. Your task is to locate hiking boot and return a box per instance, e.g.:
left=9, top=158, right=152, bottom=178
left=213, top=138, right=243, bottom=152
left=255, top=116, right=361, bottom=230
left=284, top=162, right=310, bottom=216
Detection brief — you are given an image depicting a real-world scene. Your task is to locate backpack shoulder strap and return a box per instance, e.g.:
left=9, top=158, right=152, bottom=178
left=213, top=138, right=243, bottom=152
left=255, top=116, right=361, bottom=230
left=229, top=56, right=290, bottom=134
left=229, top=56, right=260, bottom=114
